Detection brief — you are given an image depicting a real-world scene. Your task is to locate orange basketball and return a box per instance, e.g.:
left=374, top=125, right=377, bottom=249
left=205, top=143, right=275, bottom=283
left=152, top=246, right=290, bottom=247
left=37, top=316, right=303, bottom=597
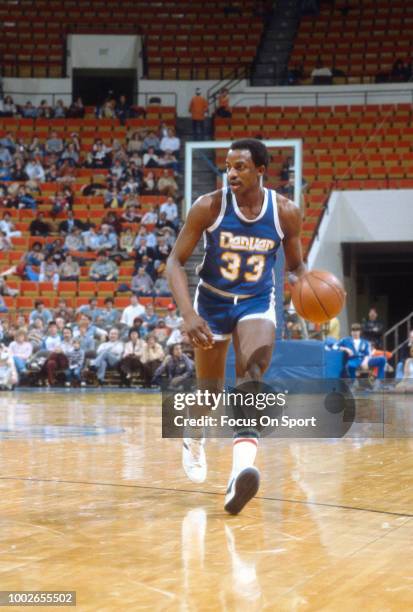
left=290, top=270, right=346, bottom=324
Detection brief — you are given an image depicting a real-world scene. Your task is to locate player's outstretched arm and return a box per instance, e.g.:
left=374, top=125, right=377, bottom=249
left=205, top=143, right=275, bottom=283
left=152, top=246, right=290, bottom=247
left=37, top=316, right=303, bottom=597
left=166, top=193, right=220, bottom=349
left=277, top=194, right=307, bottom=284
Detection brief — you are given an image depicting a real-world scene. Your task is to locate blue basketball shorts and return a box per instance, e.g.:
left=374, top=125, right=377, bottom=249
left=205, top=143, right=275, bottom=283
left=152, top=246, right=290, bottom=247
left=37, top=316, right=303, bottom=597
left=194, top=284, right=276, bottom=341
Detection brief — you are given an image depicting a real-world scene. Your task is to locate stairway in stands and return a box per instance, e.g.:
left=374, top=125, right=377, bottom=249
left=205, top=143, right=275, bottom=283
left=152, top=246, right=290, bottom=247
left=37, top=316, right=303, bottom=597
left=176, top=117, right=218, bottom=297
left=251, top=0, right=301, bottom=85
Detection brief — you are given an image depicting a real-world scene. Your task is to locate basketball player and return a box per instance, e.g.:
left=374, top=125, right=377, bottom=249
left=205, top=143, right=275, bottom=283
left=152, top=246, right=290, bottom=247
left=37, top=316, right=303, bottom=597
left=166, top=139, right=306, bottom=514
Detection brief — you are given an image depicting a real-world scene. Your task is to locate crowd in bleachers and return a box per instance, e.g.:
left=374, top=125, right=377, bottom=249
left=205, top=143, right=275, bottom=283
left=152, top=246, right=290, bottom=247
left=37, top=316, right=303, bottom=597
left=0, top=294, right=194, bottom=390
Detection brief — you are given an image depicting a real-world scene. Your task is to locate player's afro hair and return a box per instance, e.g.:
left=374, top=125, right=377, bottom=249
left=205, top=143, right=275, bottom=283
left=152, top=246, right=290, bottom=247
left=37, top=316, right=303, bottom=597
left=229, top=138, right=269, bottom=169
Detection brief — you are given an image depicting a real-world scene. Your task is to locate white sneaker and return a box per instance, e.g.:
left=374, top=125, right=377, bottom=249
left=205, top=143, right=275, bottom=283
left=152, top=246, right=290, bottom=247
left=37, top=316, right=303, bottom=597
left=182, top=438, right=207, bottom=483
left=224, top=467, right=260, bottom=515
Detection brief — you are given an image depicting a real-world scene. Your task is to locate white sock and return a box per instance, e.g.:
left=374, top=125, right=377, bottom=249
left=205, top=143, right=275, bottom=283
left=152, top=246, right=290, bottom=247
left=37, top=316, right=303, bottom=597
left=231, top=438, right=258, bottom=479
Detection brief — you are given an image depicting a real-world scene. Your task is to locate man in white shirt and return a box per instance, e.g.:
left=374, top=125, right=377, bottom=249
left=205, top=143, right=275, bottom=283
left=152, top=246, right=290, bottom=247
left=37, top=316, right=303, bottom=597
left=160, top=196, right=178, bottom=224
left=90, top=327, right=124, bottom=384
left=25, top=158, right=46, bottom=182
left=120, top=295, right=147, bottom=327
left=160, top=128, right=181, bottom=154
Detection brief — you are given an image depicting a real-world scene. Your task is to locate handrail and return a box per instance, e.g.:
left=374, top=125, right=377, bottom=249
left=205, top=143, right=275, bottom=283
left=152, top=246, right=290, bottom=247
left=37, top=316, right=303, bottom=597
left=383, top=311, right=413, bottom=364
left=206, top=66, right=250, bottom=110
left=3, top=90, right=178, bottom=109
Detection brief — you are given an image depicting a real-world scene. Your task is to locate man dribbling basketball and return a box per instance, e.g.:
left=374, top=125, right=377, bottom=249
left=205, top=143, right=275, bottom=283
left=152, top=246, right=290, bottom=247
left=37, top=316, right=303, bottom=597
left=166, top=139, right=306, bottom=514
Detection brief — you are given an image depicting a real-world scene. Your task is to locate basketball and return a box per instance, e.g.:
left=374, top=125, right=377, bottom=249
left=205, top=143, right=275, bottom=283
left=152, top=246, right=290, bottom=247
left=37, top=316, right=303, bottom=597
left=290, top=270, right=346, bottom=324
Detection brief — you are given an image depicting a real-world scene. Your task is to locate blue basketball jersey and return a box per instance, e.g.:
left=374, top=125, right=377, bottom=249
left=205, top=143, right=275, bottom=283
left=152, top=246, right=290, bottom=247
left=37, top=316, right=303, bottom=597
left=198, top=188, right=283, bottom=296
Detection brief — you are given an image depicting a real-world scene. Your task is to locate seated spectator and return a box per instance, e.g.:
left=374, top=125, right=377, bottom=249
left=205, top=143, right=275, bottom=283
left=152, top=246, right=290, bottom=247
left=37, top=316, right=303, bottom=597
left=116, top=95, right=130, bottom=124
left=0, top=131, right=15, bottom=152
left=153, top=235, right=171, bottom=268
left=141, top=205, right=158, bottom=227
left=157, top=170, right=178, bottom=198
left=25, top=158, right=45, bottom=183
left=158, top=150, right=179, bottom=174
left=29, top=300, right=53, bottom=326
left=336, top=323, right=386, bottom=388
left=134, top=238, right=156, bottom=268
left=156, top=211, right=176, bottom=234
left=9, top=329, right=33, bottom=380
left=96, top=297, right=120, bottom=330
left=160, top=128, right=181, bottom=155
left=77, top=297, right=101, bottom=324
left=72, top=314, right=101, bottom=352
left=153, top=269, right=171, bottom=296
left=0, top=343, right=18, bottom=389
left=361, top=307, right=384, bottom=345
left=65, top=337, right=85, bottom=387
left=142, top=303, right=158, bottom=333
left=38, top=100, right=53, bottom=119
left=97, top=224, right=118, bottom=251
left=45, top=163, right=60, bottom=183
left=16, top=185, right=37, bottom=210
left=46, top=131, right=64, bottom=156
left=216, top=88, right=232, bottom=118
left=59, top=211, right=86, bottom=235
left=121, top=203, right=142, bottom=224
left=118, top=327, right=147, bottom=386
left=131, top=266, right=154, bottom=296
left=119, top=228, right=136, bottom=255
left=1, top=96, right=17, bottom=117
left=0, top=144, right=13, bottom=167
left=89, top=140, right=111, bottom=169
left=90, top=327, right=124, bottom=385
left=42, top=320, right=62, bottom=352
left=160, top=196, right=179, bottom=227
left=102, top=211, right=123, bottom=236
left=82, top=224, right=101, bottom=251
left=29, top=212, right=51, bottom=237
left=0, top=231, right=12, bottom=252
left=165, top=303, right=182, bottom=331
left=54, top=99, right=67, bottom=118
left=143, top=147, right=160, bottom=168
left=40, top=325, right=74, bottom=386
left=152, top=319, right=169, bottom=345
left=11, top=159, right=28, bottom=181
left=134, top=225, right=157, bottom=249
left=140, top=333, right=164, bottom=387
left=0, top=212, right=22, bottom=238
left=99, top=97, right=116, bottom=119
left=54, top=297, right=75, bottom=323
left=104, top=186, right=124, bottom=210
left=59, top=254, right=80, bottom=281
left=142, top=171, right=157, bottom=195
left=143, top=131, right=160, bottom=152
left=27, top=318, right=46, bottom=351
left=110, top=159, right=126, bottom=182
left=21, top=101, right=38, bottom=119
left=127, top=131, right=144, bottom=155
left=39, top=255, right=59, bottom=288
left=61, top=143, right=79, bottom=166
left=120, top=295, right=147, bottom=327
left=89, top=251, right=119, bottom=281
left=64, top=227, right=85, bottom=252
left=153, top=343, right=194, bottom=389
left=67, top=97, right=84, bottom=118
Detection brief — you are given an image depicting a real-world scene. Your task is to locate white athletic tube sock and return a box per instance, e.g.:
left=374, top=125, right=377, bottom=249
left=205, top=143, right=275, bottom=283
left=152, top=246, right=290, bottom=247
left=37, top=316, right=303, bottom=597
left=231, top=438, right=258, bottom=478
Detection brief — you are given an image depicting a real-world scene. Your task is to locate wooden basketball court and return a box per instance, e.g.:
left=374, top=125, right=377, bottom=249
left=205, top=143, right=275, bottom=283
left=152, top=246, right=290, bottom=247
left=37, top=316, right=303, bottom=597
left=0, top=389, right=412, bottom=610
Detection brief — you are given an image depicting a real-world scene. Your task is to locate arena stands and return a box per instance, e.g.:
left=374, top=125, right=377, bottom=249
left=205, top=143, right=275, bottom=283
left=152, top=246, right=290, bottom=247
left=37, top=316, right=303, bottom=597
left=214, top=102, right=413, bottom=250
left=290, top=0, right=413, bottom=84
left=0, top=0, right=263, bottom=80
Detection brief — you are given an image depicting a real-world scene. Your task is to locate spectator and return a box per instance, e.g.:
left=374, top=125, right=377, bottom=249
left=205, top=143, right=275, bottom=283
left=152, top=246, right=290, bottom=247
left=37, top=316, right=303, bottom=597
left=61, top=142, right=80, bottom=165
left=1, top=96, right=17, bottom=117
left=116, top=95, right=130, bottom=125
left=142, top=303, right=158, bottom=333
left=64, top=227, right=85, bottom=252
left=101, top=211, right=123, bottom=236
left=141, top=334, right=164, bottom=387
left=336, top=323, right=386, bottom=388
left=153, top=343, right=194, bottom=389
left=21, top=101, right=38, bottom=119
left=143, top=147, right=160, bottom=168
left=153, top=269, right=171, bottom=297
left=120, top=228, right=136, bottom=255
left=77, top=298, right=101, bottom=324
left=104, top=186, right=124, bottom=209
left=37, top=100, right=52, bottom=119
left=120, top=295, right=146, bottom=327
left=46, top=131, right=64, bottom=156
left=25, top=157, right=45, bottom=182
left=131, top=266, right=154, bottom=296
left=54, top=99, right=67, bottom=118
left=157, top=170, right=178, bottom=198
left=189, top=88, right=208, bottom=140
left=0, top=343, right=18, bottom=389
left=361, top=307, right=384, bottom=345
left=65, top=338, right=85, bottom=387
left=156, top=211, right=176, bottom=234
left=9, top=329, right=33, bottom=380
left=142, top=171, right=157, bottom=195
left=82, top=224, right=101, bottom=251
left=158, top=150, right=179, bottom=174
left=67, top=97, right=84, bottom=118
left=152, top=319, right=169, bottom=345
left=165, top=303, right=182, bottom=331
left=29, top=300, right=53, bottom=326
left=58, top=254, right=80, bottom=281
left=0, top=231, right=12, bottom=252
left=143, top=131, right=160, bottom=152
left=97, top=224, right=118, bottom=251
left=97, top=297, right=120, bottom=329
left=0, top=212, right=21, bottom=238
left=54, top=297, right=75, bottom=323
left=89, top=251, right=119, bottom=282
left=160, top=128, right=181, bottom=155
left=141, top=205, right=158, bottom=227
left=41, top=326, right=74, bottom=386
left=72, top=315, right=100, bottom=352
left=134, top=226, right=157, bottom=249
left=29, top=212, right=51, bottom=237
left=395, top=330, right=413, bottom=379
left=0, top=277, right=18, bottom=298
left=42, top=320, right=62, bottom=352
left=39, top=255, right=59, bottom=288
left=59, top=211, right=86, bottom=235
left=90, top=327, right=124, bottom=385
left=216, top=88, right=232, bottom=118
left=127, top=131, right=144, bottom=155
left=153, top=235, right=171, bottom=268
left=118, top=327, right=147, bottom=386
left=160, top=196, right=179, bottom=226
left=27, top=318, right=46, bottom=351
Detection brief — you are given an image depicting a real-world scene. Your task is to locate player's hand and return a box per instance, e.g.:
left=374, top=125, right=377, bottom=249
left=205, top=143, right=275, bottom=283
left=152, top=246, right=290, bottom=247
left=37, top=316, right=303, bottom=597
left=184, top=311, right=215, bottom=350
